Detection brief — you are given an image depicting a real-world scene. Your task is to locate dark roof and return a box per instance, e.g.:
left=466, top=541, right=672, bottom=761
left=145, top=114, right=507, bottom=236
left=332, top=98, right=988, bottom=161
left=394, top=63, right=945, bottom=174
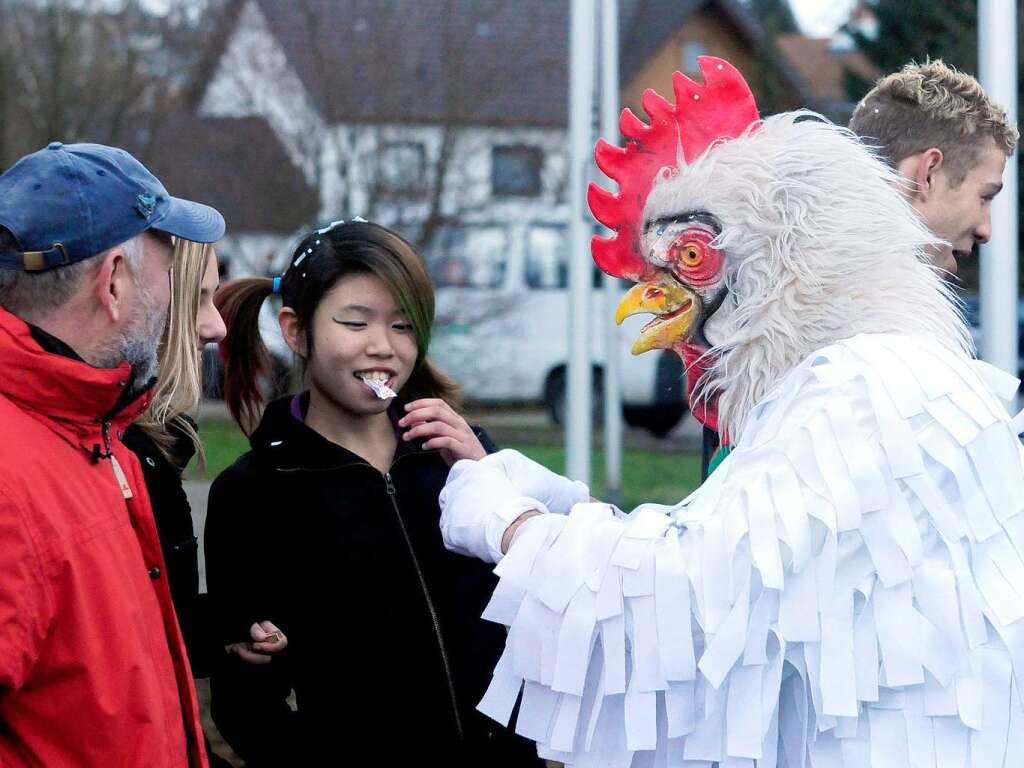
left=620, top=0, right=766, bottom=83
left=775, top=34, right=880, bottom=120
left=137, top=113, right=319, bottom=234
left=251, top=0, right=569, bottom=127
left=195, top=0, right=772, bottom=129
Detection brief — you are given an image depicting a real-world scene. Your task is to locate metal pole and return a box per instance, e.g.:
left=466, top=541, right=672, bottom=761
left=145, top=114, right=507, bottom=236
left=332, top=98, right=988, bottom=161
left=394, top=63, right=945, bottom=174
left=566, top=0, right=595, bottom=483
left=978, top=0, right=1018, bottom=377
left=600, top=0, right=622, bottom=505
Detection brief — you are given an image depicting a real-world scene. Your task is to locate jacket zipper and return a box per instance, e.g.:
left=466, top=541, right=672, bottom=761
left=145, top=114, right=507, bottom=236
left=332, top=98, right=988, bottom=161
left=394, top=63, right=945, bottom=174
left=383, top=470, right=465, bottom=742
left=100, top=420, right=134, bottom=499
left=275, top=452, right=465, bottom=738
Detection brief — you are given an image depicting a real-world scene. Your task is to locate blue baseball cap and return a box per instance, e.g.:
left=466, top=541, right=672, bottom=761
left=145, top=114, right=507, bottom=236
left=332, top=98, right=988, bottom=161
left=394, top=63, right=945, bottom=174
left=0, top=141, right=225, bottom=272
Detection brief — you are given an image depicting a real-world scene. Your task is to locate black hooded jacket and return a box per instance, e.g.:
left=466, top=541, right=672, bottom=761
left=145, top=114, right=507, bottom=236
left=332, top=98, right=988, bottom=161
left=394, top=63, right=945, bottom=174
left=204, top=395, right=539, bottom=766
left=122, top=419, right=212, bottom=676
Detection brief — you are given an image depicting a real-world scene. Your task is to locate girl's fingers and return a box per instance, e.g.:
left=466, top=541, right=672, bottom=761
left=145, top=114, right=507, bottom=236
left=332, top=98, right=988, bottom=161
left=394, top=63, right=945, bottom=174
left=404, top=398, right=446, bottom=411
left=422, top=436, right=460, bottom=452
left=426, top=435, right=487, bottom=462
left=245, top=621, right=288, bottom=653
left=399, top=399, right=483, bottom=460
left=403, top=420, right=459, bottom=441
left=226, top=642, right=274, bottom=665
left=399, top=403, right=458, bottom=428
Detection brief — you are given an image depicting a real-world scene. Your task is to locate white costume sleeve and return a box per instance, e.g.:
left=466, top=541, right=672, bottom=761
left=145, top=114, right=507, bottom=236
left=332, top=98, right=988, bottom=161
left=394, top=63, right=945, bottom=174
left=440, top=449, right=591, bottom=563
left=481, top=448, right=592, bottom=514
left=441, top=334, right=1024, bottom=767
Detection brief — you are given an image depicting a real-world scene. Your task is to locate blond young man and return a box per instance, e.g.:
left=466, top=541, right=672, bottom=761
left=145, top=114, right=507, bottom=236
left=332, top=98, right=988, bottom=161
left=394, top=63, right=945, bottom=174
left=850, top=59, right=1018, bottom=275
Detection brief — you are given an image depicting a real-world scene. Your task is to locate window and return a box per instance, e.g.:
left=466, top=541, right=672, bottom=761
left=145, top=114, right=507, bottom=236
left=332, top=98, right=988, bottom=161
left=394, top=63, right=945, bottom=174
left=425, top=224, right=508, bottom=288
left=380, top=141, right=426, bottom=196
left=681, top=42, right=705, bottom=74
left=492, top=145, right=543, bottom=197
left=526, top=224, right=604, bottom=289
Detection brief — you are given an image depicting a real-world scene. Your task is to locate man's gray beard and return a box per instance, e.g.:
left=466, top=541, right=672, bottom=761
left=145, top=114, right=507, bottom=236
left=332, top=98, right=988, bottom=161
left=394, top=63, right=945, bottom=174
left=94, top=276, right=167, bottom=395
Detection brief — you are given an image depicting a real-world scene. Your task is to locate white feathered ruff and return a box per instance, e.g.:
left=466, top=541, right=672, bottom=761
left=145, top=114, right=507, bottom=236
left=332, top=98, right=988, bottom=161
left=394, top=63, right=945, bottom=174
left=643, top=112, right=972, bottom=441
left=441, top=334, right=1024, bottom=767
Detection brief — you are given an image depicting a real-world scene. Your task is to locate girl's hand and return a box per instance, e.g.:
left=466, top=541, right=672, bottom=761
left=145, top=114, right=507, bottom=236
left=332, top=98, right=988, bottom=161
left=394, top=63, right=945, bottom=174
left=398, top=398, right=487, bottom=465
left=225, top=620, right=288, bottom=665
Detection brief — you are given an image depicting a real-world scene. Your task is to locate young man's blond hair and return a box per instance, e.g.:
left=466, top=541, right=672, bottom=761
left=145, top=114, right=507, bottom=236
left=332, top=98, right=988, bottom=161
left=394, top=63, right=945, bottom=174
left=850, top=60, right=1018, bottom=275
left=851, top=59, right=1018, bottom=183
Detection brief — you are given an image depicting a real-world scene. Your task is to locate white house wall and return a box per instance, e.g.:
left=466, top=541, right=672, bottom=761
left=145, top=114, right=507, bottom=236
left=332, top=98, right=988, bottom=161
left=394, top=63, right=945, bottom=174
left=198, top=0, right=323, bottom=182
left=317, top=123, right=568, bottom=228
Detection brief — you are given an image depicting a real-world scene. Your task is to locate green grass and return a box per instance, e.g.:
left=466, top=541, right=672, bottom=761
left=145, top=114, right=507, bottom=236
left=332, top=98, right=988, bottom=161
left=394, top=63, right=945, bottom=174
left=191, top=418, right=251, bottom=479
left=510, top=444, right=700, bottom=510
left=190, top=418, right=701, bottom=510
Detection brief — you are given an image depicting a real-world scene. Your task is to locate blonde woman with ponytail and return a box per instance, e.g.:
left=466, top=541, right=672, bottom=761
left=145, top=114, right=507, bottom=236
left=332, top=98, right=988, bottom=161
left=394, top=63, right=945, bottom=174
left=122, top=239, right=286, bottom=768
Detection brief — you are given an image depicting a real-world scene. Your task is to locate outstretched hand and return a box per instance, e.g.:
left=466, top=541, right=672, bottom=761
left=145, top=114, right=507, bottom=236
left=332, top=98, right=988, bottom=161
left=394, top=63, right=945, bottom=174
left=225, top=620, right=288, bottom=665
left=398, top=398, right=487, bottom=465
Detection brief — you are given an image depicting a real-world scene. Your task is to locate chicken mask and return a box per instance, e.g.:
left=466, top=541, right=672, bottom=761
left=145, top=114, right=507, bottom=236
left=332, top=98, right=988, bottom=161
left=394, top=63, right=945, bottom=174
left=590, top=57, right=757, bottom=439
left=589, top=56, right=965, bottom=442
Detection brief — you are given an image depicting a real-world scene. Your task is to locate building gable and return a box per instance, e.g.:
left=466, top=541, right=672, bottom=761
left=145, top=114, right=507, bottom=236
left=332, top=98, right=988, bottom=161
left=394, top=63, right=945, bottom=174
left=199, top=0, right=324, bottom=180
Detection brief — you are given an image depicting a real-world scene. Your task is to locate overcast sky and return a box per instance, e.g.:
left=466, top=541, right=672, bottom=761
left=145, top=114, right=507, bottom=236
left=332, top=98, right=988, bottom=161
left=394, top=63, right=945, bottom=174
left=789, top=0, right=859, bottom=37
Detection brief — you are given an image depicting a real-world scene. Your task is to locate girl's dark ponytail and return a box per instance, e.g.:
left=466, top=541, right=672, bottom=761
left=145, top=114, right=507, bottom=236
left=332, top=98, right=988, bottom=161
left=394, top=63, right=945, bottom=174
left=214, top=277, right=276, bottom=435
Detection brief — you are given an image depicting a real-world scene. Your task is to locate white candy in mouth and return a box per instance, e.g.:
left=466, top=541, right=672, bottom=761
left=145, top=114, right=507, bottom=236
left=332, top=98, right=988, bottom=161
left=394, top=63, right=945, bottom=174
left=362, top=376, right=397, bottom=400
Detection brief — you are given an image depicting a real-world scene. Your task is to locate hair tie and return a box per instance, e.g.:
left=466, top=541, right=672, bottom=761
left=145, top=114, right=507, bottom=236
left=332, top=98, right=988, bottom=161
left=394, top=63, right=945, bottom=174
left=272, top=276, right=282, bottom=295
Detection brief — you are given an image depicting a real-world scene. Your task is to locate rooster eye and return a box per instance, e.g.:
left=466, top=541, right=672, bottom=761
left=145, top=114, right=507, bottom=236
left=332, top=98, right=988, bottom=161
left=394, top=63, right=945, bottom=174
left=670, top=240, right=703, bottom=268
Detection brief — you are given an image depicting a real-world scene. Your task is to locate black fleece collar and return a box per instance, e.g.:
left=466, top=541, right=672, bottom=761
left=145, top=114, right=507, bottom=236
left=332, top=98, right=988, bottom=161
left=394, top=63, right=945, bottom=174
left=249, top=393, right=433, bottom=472
left=28, top=323, right=85, bottom=362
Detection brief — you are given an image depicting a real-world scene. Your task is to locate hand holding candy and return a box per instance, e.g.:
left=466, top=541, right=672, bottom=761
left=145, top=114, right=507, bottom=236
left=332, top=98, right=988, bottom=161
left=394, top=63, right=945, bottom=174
left=398, top=398, right=486, bottom=465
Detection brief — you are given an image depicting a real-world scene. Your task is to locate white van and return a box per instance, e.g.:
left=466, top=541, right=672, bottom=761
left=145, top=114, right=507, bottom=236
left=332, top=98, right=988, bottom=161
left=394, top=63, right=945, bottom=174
left=424, top=218, right=688, bottom=436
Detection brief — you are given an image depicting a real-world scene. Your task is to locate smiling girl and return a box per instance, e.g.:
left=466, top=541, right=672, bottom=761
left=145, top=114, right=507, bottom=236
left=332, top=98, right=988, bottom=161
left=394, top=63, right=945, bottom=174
left=203, top=221, right=538, bottom=765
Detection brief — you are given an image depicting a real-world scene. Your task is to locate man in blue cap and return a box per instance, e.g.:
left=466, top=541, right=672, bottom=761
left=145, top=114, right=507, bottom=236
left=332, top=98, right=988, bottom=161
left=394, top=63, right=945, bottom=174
left=0, top=142, right=224, bottom=767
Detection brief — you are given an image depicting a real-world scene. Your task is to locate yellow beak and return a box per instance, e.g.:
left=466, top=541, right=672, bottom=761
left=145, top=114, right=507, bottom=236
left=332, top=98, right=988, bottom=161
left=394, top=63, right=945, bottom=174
left=615, top=275, right=699, bottom=355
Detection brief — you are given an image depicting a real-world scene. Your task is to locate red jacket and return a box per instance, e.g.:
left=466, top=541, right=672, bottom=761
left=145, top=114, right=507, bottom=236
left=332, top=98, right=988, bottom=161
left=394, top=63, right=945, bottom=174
left=0, top=308, right=207, bottom=767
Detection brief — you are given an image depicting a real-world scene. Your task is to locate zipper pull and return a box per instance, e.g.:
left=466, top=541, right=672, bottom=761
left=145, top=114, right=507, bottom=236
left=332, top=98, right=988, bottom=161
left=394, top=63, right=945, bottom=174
left=101, top=420, right=114, bottom=457
left=91, top=420, right=114, bottom=463
left=99, top=420, right=133, bottom=499
left=383, top=472, right=395, bottom=495
left=109, top=454, right=134, bottom=499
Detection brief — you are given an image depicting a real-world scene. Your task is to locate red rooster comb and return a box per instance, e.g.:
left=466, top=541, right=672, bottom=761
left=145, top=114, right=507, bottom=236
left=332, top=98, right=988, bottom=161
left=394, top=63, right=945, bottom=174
left=588, top=56, right=759, bottom=280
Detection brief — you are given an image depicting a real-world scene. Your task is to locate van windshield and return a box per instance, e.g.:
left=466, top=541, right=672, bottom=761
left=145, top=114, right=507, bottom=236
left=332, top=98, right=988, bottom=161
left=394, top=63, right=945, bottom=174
left=426, top=224, right=508, bottom=288
left=526, top=225, right=568, bottom=288
left=527, top=224, right=605, bottom=289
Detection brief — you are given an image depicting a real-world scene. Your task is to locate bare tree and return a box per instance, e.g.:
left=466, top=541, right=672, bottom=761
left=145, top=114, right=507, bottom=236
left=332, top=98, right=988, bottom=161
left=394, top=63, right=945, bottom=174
left=0, top=0, right=224, bottom=171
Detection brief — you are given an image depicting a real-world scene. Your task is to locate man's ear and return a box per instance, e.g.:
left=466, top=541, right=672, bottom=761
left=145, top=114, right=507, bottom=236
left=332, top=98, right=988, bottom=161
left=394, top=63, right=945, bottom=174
left=96, top=246, right=131, bottom=323
left=900, top=148, right=944, bottom=202
left=278, top=306, right=306, bottom=357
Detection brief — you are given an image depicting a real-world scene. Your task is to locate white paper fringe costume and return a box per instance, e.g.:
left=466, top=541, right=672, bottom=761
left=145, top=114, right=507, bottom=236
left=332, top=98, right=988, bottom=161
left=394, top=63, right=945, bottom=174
left=438, top=57, right=1024, bottom=767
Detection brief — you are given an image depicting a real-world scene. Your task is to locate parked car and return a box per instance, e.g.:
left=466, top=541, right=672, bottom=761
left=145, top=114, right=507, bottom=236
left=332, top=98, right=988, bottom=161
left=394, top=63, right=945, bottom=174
left=425, top=218, right=688, bottom=436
